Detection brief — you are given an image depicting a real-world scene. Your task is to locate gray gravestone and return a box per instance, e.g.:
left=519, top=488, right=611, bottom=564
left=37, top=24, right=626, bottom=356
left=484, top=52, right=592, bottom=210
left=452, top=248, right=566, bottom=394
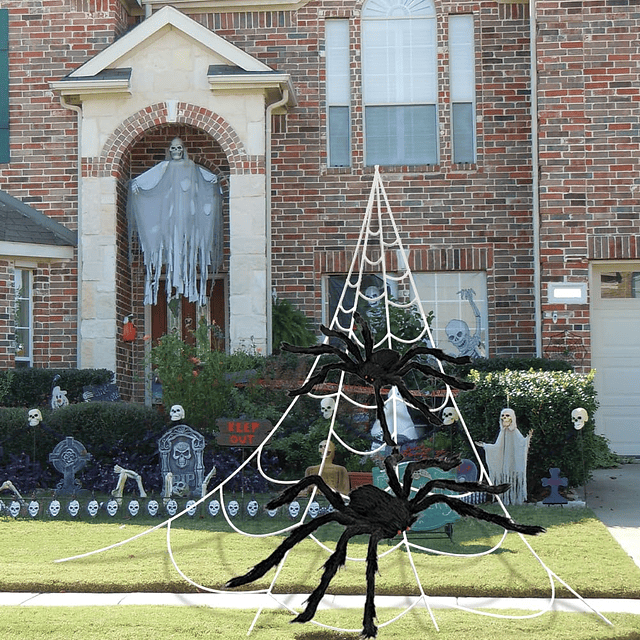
left=49, top=436, right=92, bottom=495
left=158, top=424, right=205, bottom=497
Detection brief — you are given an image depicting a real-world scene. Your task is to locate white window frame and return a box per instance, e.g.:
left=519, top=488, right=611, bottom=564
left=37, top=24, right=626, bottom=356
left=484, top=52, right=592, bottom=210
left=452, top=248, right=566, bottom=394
left=14, top=268, right=32, bottom=367
left=326, top=19, right=351, bottom=167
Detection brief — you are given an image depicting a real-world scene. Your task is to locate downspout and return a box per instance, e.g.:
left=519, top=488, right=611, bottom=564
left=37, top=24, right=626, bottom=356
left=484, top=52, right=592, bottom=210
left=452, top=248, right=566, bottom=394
left=265, top=87, right=289, bottom=355
left=60, top=95, right=83, bottom=368
left=530, top=0, right=543, bottom=357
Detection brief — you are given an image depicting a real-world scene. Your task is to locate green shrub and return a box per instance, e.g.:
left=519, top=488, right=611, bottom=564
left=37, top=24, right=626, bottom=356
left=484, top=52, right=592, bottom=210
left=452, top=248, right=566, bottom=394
left=272, top=297, right=317, bottom=349
left=0, top=368, right=114, bottom=407
left=456, top=369, right=601, bottom=496
left=455, top=357, right=573, bottom=377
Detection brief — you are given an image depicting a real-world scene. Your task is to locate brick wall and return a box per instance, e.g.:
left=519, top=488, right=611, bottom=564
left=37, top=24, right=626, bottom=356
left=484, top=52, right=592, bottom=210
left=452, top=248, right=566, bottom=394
left=0, top=0, right=131, bottom=371
left=537, top=0, right=640, bottom=368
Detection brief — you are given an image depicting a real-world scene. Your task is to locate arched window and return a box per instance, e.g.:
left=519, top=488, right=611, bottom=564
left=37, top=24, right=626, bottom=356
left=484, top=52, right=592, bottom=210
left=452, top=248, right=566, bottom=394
left=362, top=0, right=437, bottom=166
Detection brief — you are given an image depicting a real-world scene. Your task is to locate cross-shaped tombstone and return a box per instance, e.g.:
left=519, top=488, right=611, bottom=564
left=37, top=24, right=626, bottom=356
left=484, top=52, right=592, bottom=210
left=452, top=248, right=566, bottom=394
left=49, top=436, right=92, bottom=495
left=541, top=467, right=568, bottom=504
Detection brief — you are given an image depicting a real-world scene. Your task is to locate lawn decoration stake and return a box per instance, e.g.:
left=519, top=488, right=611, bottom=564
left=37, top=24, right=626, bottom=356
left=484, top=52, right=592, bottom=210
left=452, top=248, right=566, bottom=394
left=227, top=313, right=546, bottom=638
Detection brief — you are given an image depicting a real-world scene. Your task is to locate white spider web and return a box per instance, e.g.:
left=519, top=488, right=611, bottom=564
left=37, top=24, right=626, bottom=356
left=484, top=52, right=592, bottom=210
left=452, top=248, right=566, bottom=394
left=57, top=166, right=611, bottom=634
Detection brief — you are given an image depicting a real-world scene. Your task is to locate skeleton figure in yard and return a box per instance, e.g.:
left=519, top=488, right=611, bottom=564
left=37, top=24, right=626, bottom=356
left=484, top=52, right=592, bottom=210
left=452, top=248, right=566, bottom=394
left=304, top=439, right=350, bottom=496
left=571, top=407, right=588, bottom=430
left=445, top=288, right=484, bottom=359
left=127, top=137, right=223, bottom=306
left=476, top=408, right=532, bottom=505
left=282, top=312, right=474, bottom=450
left=226, top=452, right=545, bottom=638
left=111, top=464, right=147, bottom=502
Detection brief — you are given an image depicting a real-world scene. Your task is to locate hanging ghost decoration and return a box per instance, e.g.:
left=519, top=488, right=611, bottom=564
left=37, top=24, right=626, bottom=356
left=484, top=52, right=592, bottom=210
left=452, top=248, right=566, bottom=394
left=127, top=137, right=223, bottom=306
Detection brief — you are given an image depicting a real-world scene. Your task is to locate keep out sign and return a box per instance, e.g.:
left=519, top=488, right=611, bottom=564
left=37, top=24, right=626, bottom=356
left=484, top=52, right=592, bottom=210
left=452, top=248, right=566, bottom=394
left=215, top=419, right=272, bottom=447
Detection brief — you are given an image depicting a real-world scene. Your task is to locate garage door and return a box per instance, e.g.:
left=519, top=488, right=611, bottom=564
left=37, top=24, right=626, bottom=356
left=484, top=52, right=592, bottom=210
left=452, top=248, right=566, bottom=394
left=591, top=263, right=640, bottom=456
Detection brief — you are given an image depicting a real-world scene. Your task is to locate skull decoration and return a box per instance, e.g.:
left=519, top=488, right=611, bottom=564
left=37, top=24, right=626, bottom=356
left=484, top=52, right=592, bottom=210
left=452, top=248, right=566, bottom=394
left=186, top=500, right=197, bottom=516
left=169, top=137, right=185, bottom=161
left=28, top=409, right=43, bottom=427
left=172, top=442, right=192, bottom=469
left=288, top=501, right=301, bottom=519
left=308, top=501, right=320, bottom=518
left=227, top=500, right=240, bottom=517
left=320, top=397, right=336, bottom=420
left=128, top=500, right=140, bottom=517
left=87, top=500, right=99, bottom=517
left=169, top=405, right=185, bottom=422
left=49, top=500, right=61, bottom=517
left=267, top=507, right=278, bottom=518
left=208, top=499, right=220, bottom=517
left=106, top=500, right=119, bottom=516
left=500, top=408, right=517, bottom=432
left=166, top=499, right=178, bottom=516
left=28, top=500, right=40, bottom=518
left=68, top=500, right=80, bottom=517
left=446, top=319, right=472, bottom=351
left=147, top=500, right=159, bottom=517
left=246, top=500, right=259, bottom=517
left=442, top=406, right=459, bottom=426
left=571, top=407, right=589, bottom=431
left=9, top=501, right=21, bottom=518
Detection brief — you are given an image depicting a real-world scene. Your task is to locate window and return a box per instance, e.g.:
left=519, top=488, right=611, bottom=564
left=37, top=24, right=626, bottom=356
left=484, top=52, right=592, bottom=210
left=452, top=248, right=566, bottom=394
left=414, top=271, right=487, bottom=358
left=14, top=269, right=32, bottom=367
left=326, top=19, right=351, bottom=167
left=362, top=0, right=437, bottom=166
left=0, top=9, right=8, bottom=163
left=449, top=14, right=476, bottom=164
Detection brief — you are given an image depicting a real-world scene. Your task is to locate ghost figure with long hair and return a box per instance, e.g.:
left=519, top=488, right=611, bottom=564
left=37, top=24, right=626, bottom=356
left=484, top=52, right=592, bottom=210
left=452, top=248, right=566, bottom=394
left=127, top=137, right=223, bottom=306
left=477, top=408, right=532, bottom=505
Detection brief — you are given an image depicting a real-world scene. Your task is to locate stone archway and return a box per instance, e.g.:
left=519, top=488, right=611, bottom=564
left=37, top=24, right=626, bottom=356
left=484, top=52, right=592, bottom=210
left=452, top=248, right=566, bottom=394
left=78, top=102, right=269, bottom=390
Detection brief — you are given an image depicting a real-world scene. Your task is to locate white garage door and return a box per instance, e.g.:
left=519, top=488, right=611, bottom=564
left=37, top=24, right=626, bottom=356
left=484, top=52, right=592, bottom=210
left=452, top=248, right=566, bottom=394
left=591, top=263, right=640, bottom=456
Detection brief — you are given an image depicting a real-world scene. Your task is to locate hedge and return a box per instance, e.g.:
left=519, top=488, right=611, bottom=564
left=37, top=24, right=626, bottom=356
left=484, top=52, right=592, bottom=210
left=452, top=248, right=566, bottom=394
left=456, top=368, right=601, bottom=495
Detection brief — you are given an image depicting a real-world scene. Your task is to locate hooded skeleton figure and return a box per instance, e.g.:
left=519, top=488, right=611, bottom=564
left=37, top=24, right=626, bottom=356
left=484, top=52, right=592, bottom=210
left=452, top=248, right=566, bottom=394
left=478, top=408, right=532, bottom=505
left=127, top=137, right=223, bottom=306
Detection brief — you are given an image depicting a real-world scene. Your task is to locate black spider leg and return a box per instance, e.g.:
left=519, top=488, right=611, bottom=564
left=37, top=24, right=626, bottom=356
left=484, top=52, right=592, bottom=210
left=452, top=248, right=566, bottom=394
left=409, top=478, right=510, bottom=507
left=381, top=377, right=442, bottom=427
left=362, top=530, right=386, bottom=639
left=395, top=344, right=472, bottom=370
left=410, top=492, right=546, bottom=536
left=319, top=322, right=365, bottom=364
left=285, top=359, right=358, bottom=397
left=401, top=456, right=462, bottom=498
left=397, top=360, right=475, bottom=391
left=382, top=453, right=405, bottom=498
left=293, top=522, right=371, bottom=626
left=225, top=511, right=353, bottom=588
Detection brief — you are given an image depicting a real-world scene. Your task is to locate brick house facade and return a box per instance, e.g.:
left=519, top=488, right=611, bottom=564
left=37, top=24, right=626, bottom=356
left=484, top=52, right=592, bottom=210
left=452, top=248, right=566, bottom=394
left=0, top=0, right=638, bottom=453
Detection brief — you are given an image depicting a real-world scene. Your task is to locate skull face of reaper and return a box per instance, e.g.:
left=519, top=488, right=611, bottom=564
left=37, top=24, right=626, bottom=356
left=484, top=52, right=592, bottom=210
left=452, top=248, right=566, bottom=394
left=169, top=138, right=185, bottom=161
left=169, top=405, right=185, bottom=422
left=500, top=408, right=517, bottom=432
left=172, top=441, right=192, bottom=469
left=28, top=409, right=42, bottom=427
left=571, top=407, right=588, bottom=430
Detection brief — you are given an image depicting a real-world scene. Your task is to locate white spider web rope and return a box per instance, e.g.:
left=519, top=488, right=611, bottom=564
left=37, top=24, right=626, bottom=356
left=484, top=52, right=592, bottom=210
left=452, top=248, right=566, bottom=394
left=56, top=166, right=611, bottom=633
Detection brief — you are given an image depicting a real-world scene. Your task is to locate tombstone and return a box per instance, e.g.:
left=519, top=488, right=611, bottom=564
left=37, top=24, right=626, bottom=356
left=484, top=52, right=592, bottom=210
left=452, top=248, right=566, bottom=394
left=48, top=436, right=92, bottom=495
left=158, top=424, right=205, bottom=498
left=542, top=467, right=569, bottom=505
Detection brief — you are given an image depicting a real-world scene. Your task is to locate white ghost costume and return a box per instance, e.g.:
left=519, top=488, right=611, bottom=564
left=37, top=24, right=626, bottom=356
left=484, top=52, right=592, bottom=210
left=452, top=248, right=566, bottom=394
left=127, top=140, right=223, bottom=306
left=482, top=408, right=530, bottom=505
left=370, top=386, right=419, bottom=448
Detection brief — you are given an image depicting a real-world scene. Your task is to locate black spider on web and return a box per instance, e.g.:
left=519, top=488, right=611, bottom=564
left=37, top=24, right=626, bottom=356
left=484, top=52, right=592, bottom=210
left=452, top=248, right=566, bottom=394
left=226, top=452, right=545, bottom=638
left=281, top=312, right=475, bottom=448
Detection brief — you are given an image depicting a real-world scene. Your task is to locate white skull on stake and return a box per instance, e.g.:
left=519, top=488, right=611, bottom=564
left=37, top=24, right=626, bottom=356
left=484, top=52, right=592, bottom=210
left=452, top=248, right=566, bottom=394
left=320, top=397, right=336, bottom=420
left=442, top=407, right=459, bottom=426
left=571, top=407, right=588, bottom=431
left=28, top=409, right=43, bottom=427
left=170, top=405, right=185, bottom=422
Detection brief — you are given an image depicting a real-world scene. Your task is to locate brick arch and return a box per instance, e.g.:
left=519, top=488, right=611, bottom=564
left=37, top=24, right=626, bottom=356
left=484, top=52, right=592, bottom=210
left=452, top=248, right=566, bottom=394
left=90, top=102, right=262, bottom=177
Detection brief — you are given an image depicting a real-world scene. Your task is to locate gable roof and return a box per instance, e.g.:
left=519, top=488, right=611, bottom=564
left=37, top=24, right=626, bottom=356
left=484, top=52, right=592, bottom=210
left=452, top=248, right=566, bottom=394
left=0, top=190, right=77, bottom=257
left=69, top=5, right=273, bottom=77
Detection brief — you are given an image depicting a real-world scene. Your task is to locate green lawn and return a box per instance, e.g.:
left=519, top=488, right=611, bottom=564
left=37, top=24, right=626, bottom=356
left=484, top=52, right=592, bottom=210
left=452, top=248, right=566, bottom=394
left=1, top=505, right=639, bottom=599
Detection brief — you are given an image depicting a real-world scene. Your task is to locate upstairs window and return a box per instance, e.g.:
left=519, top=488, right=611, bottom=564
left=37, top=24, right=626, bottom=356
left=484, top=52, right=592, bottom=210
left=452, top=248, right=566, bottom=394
left=362, top=0, right=437, bottom=166
left=326, top=19, right=351, bottom=167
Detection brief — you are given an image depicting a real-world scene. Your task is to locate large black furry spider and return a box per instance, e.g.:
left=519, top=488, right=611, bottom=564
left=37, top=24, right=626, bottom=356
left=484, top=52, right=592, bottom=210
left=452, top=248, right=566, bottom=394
left=226, top=453, right=546, bottom=638
left=281, top=312, right=475, bottom=447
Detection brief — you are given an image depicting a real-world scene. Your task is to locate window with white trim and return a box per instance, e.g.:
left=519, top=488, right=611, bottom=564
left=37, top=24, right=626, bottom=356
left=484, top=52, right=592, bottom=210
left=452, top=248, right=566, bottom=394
left=14, top=269, right=32, bottom=367
left=362, top=0, right=437, bottom=166
left=326, top=19, right=351, bottom=167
